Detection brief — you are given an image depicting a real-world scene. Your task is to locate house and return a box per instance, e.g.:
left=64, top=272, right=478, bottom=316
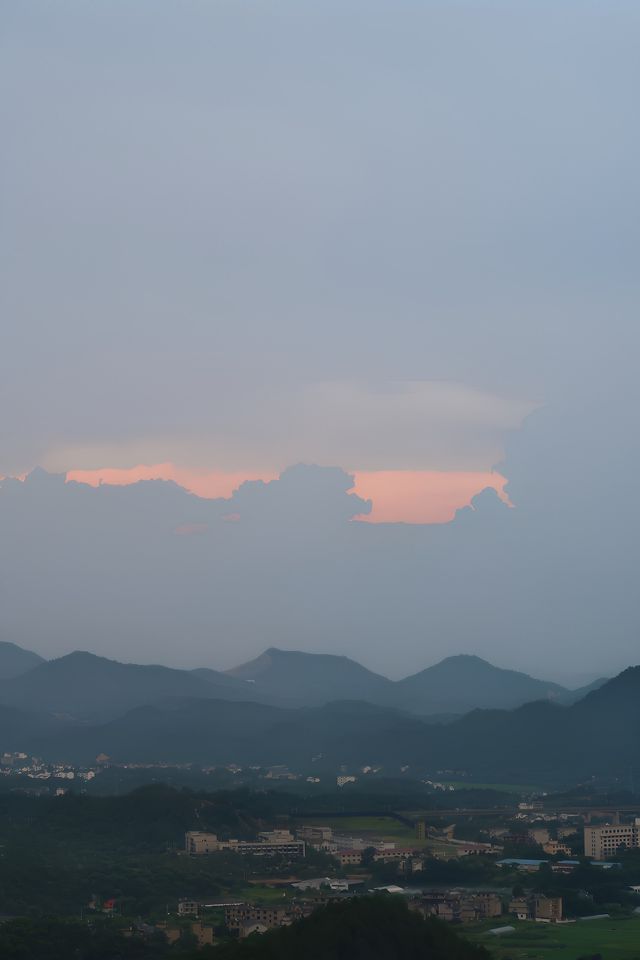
left=337, top=849, right=362, bottom=866
left=534, top=895, right=563, bottom=922
left=238, top=921, right=269, bottom=939
left=497, top=857, right=548, bottom=872
left=178, top=899, right=199, bottom=916
left=224, top=904, right=305, bottom=936
left=336, top=776, right=357, bottom=787
left=416, top=891, right=503, bottom=924
left=508, top=895, right=562, bottom=922
left=158, top=921, right=214, bottom=947
left=509, top=897, right=530, bottom=920
left=542, top=840, right=572, bottom=857
left=191, top=922, right=214, bottom=947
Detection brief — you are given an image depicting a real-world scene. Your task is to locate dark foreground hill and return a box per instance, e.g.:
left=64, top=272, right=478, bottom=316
left=215, top=896, right=488, bottom=960
left=34, top=698, right=430, bottom=768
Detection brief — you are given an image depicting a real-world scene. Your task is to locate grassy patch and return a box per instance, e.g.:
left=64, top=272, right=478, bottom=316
left=437, top=782, right=545, bottom=794
left=302, top=816, right=413, bottom=836
left=465, top=916, right=640, bottom=959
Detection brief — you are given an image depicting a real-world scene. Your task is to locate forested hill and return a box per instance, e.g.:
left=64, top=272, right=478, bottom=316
left=214, top=895, right=489, bottom=960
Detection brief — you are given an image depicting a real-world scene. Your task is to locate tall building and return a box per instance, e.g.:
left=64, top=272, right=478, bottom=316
left=534, top=896, right=563, bottom=921
left=584, top=820, right=640, bottom=860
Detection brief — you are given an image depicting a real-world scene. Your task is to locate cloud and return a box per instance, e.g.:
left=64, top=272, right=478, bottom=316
left=22, top=380, right=532, bottom=480
left=2, top=374, right=639, bottom=685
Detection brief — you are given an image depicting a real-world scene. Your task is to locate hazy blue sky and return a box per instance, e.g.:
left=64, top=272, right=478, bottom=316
left=1, top=2, right=639, bottom=680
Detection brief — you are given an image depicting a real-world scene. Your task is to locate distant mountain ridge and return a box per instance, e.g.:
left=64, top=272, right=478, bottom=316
left=0, top=642, right=636, bottom=783
left=0, top=642, right=607, bottom=721
left=16, top=666, right=640, bottom=785
left=392, top=653, right=569, bottom=714
left=225, top=648, right=602, bottom=714
left=0, top=641, right=45, bottom=679
left=225, top=646, right=392, bottom=707
left=0, top=651, right=253, bottom=722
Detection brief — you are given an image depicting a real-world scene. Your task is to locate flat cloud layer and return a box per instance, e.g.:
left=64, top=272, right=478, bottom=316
left=2, top=1, right=638, bottom=476
left=40, top=380, right=533, bottom=476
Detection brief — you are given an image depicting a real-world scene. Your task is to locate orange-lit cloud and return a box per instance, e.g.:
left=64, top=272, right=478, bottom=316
left=66, top=463, right=279, bottom=500
left=352, top=470, right=508, bottom=523
left=65, top=462, right=507, bottom=524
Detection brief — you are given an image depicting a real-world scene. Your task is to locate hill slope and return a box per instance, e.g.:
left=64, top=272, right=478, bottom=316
left=13, top=666, right=640, bottom=784
left=226, top=647, right=393, bottom=707
left=215, top=895, right=488, bottom=960
left=393, top=654, right=569, bottom=714
left=226, top=648, right=598, bottom=714
left=0, top=652, right=253, bottom=721
left=0, top=641, right=45, bottom=679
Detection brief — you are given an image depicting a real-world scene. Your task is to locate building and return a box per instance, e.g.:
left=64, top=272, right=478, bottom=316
left=509, top=897, right=530, bottom=920
left=158, top=920, right=214, bottom=946
left=584, top=820, right=640, bottom=860
left=185, top=830, right=305, bottom=858
left=337, top=775, right=357, bottom=787
left=534, top=896, right=563, bottom=922
left=373, top=846, right=418, bottom=863
left=542, top=839, right=572, bottom=857
left=497, top=857, right=548, bottom=872
left=454, top=841, right=495, bottom=856
left=185, top=832, right=223, bottom=855
left=291, top=877, right=349, bottom=892
left=337, top=849, right=362, bottom=866
left=530, top=828, right=550, bottom=844
left=416, top=891, right=502, bottom=923
left=191, top=922, right=215, bottom=947
left=177, top=899, right=199, bottom=916
left=297, top=826, right=333, bottom=843
left=224, top=903, right=308, bottom=937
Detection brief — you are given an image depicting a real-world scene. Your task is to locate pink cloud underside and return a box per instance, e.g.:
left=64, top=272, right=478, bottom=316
left=352, top=470, right=508, bottom=523
left=65, top=463, right=507, bottom=524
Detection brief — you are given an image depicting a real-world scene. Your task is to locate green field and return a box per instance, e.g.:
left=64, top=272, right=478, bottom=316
left=466, top=916, right=640, bottom=959
left=437, top=781, right=545, bottom=794
left=294, top=815, right=459, bottom=855
left=303, top=816, right=415, bottom=837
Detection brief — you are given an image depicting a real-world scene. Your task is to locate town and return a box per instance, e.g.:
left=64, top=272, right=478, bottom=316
left=125, top=800, right=640, bottom=950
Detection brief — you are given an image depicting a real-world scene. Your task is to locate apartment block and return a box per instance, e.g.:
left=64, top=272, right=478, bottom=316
left=185, top=830, right=305, bottom=858
left=584, top=820, right=640, bottom=860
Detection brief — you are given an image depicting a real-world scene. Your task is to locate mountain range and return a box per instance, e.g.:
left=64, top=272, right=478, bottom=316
left=0, top=667, right=636, bottom=786
left=0, top=643, right=604, bottom=721
left=0, top=640, right=627, bottom=784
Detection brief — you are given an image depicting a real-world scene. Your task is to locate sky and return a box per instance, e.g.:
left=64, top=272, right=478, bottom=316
left=1, top=1, right=639, bottom=680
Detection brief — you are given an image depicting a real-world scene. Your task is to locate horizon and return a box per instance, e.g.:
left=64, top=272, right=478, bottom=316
left=1, top=636, right=614, bottom=692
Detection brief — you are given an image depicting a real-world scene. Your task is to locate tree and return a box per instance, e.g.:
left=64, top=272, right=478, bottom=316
left=214, top=895, right=489, bottom=959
